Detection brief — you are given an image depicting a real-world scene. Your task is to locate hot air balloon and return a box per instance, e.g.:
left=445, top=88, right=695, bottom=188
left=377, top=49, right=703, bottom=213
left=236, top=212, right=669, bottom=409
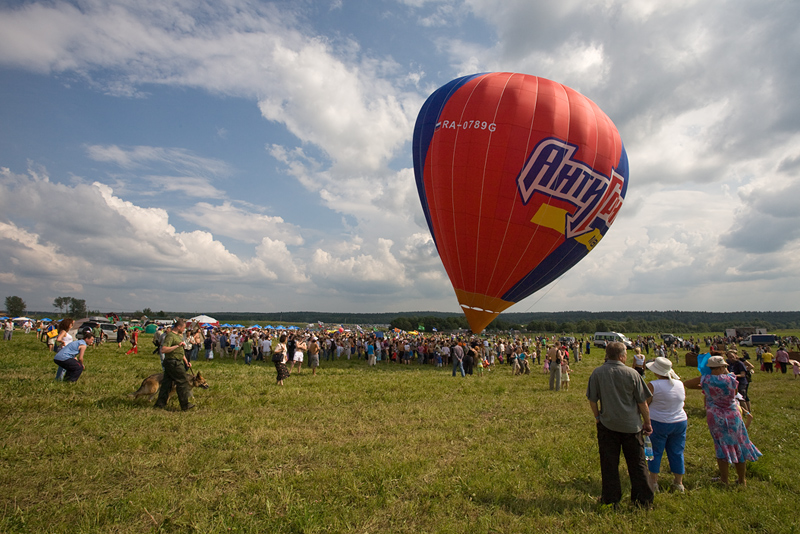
left=412, top=72, right=628, bottom=333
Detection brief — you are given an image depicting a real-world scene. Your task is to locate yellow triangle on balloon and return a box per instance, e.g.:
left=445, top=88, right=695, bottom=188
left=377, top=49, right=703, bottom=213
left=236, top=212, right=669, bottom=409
left=531, top=204, right=568, bottom=234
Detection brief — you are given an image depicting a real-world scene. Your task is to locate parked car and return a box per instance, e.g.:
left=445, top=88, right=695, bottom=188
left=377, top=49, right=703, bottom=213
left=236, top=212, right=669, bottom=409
left=593, top=331, right=635, bottom=350
left=76, top=321, right=117, bottom=341
left=661, top=334, right=683, bottom=346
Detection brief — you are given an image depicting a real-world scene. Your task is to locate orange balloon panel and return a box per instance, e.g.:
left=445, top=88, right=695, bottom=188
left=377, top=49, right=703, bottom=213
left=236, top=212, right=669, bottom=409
left=412, top=73, right=629, bottom=332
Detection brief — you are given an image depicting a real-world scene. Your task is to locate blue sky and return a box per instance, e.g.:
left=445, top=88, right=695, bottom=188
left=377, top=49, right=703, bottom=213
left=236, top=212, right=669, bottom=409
left=1, top=0, right=800, bottom=316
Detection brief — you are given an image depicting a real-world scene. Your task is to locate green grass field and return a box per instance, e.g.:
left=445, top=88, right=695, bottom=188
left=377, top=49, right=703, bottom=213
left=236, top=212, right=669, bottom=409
left=1, top=332, right=799, bottom=533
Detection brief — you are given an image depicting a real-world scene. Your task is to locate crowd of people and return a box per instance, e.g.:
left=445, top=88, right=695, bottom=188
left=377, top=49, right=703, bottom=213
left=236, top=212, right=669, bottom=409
left=3, top=317, right=789, bottom=506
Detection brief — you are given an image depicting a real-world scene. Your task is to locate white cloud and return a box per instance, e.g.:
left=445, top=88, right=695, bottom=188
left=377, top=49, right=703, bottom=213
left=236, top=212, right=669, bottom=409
left=309, top=237, right=409, bottom=295
left=182, top=201, right=304, bottom=245
left=86, top=145, right=231, bottom=178
left=3, top=0, right=800, bottom=315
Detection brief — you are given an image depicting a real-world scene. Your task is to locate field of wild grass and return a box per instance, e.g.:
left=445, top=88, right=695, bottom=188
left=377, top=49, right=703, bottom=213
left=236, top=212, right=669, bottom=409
left=1, top=331, right=799, bottom=533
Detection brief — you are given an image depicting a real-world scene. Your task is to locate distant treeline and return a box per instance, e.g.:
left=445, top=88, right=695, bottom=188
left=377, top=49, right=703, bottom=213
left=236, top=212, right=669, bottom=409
left=195, top=310, right=800, bottom=333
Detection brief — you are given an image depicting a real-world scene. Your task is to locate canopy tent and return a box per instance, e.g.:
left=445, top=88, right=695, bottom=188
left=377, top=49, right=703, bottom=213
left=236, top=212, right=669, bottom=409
left=250, top=325, right=262, bottom=329
left=13, top=317, right=32, bottom=322
left=189, top=314, right=219, bottom=326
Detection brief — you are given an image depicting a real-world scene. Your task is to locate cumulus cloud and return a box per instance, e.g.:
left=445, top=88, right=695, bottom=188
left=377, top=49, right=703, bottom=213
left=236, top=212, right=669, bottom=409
left=182, top=201, right=304, bottom=245
left=2, top=0, right=800, bottom=314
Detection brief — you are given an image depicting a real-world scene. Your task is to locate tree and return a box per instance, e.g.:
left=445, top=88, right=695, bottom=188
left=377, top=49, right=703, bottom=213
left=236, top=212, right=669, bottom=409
left=5, top=296, right=26, bottom=317
left=53, top=296, right=71, bottom=314
left=68, top=298, right=87, bottom=319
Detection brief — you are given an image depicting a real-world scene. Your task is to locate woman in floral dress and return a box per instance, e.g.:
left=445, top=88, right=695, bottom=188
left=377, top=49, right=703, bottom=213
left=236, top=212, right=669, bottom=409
left=685, top=355, right=762, bottom=486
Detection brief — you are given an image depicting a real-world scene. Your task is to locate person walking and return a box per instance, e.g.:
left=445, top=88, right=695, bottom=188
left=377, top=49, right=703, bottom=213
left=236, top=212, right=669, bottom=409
left=587, top=342, right=654, bottom=508
left=125, top=327, right=139, bottom=355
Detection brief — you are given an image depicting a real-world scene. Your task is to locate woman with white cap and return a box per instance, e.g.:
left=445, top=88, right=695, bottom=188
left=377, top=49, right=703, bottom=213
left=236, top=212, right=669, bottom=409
left=645, top=356, right=688, bottom=493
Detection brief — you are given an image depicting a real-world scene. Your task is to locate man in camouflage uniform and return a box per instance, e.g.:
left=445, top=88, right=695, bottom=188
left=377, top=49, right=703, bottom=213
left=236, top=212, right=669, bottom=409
left=154, top=318, right=195, bottom=411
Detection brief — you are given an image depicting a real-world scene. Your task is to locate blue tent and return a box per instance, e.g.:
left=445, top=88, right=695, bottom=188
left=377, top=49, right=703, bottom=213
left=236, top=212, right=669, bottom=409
left=265, top=325, right=275, bottom=329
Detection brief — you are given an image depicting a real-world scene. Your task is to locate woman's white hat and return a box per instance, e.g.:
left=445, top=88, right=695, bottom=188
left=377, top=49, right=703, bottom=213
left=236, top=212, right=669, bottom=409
left=646, top=356, right=680, bottom=379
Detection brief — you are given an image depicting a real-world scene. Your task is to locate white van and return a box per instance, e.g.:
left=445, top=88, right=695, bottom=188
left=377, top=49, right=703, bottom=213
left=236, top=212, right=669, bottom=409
left=593, top=332, right=634, bottom=349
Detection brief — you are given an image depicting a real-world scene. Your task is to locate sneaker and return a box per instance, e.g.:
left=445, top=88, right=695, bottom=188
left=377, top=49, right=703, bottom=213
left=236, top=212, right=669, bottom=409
left=182, top=404, right=196, bottom=411
left=671, top=483, right=685, bottom=493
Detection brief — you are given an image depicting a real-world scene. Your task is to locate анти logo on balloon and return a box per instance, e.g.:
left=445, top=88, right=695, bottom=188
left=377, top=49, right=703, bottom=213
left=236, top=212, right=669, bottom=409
left=517, top=138, right=626, bottom=248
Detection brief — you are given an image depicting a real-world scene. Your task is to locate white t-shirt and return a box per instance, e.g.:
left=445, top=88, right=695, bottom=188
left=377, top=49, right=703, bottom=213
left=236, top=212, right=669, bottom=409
left=649, top=379, right=688, bottom=423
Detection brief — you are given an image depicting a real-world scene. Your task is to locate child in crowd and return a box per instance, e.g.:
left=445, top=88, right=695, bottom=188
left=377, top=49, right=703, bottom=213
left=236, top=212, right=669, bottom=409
left=561, top=359, right=572, bottom=390
left=790, top=359, right=800, bottom=379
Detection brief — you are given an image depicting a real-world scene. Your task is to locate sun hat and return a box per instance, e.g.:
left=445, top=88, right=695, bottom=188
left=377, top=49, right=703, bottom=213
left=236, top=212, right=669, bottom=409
left=646, top=356, right=673, bottom=376
left=646, top=356, right=681, bottom=380
left=706, top=355, right=728, bottom=368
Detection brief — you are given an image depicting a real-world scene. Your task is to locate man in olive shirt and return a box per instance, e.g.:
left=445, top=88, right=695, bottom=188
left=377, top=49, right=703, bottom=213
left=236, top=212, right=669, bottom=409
left=587, top=342, right=653, bottom=508
left=154, top=318, right=195, bottom=411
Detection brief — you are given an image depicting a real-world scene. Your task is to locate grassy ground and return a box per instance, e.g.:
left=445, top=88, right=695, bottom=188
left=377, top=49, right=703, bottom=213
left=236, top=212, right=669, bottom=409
left=1, top=332, right=799, bottom=533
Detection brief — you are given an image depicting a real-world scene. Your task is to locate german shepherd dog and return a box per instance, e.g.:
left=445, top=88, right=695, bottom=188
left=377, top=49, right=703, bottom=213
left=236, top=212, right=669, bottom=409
left=130, top=371, right=209, bottom=402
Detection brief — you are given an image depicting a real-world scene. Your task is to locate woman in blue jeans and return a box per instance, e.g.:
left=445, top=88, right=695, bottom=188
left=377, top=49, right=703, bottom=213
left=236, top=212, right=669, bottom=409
left=645, top=357, right=688, bottom=493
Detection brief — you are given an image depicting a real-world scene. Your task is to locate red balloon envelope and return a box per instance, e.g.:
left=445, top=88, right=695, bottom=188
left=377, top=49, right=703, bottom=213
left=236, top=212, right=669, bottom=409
left=413, top=72, right=629, bottom=333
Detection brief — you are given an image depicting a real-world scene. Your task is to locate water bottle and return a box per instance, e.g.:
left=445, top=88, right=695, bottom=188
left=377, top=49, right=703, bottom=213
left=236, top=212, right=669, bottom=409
left=644, top=434, right=654, bottom=461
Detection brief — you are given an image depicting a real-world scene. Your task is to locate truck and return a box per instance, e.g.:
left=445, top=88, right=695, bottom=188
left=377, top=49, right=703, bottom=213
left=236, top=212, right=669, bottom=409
left=739, top=334, right=778, bottom=346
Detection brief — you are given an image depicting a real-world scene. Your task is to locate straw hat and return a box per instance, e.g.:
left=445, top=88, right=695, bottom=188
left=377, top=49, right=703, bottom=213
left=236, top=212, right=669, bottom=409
left=706, top=355, right=728, bottom=368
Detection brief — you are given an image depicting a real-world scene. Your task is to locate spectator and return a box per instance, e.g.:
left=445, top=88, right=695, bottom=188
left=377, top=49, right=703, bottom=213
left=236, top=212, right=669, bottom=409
left=761, top=346, right=774, bottom=373
left=587, top=342, right=654, bottom=508
left=645, top=357, right=687, bottom=494
left=684, top=355, right=762, bottom=486
left=54, top=331, right=93, bottom=382
left=3, top=318, right=14, bottom=341
left=775, top=346, right=790, bottom=374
